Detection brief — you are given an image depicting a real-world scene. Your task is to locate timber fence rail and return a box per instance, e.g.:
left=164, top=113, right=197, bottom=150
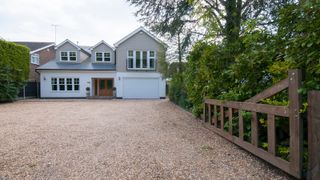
left=203, top=69, right=311, bottom=179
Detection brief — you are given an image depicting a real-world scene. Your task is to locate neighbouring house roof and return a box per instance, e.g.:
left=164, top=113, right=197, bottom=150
left=13, top=41, right=55, bottom=54
left=36, top=58, right=116, bottom=71
left=90, top=40, right=114, bottom=51
left=114, top=26, right=167, bottom=48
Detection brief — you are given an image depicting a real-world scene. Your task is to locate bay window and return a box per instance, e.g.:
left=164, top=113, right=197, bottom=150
left=127, top=50, right=156, bottom=70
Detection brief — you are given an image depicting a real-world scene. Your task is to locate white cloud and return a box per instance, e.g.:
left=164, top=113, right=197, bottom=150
left=0, top=0, right=142, bottom=46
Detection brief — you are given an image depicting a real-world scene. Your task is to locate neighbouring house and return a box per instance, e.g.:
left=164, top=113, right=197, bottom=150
left=13, top=41, right=56, bottom=97
left=37, top=27, right=167, bottom=99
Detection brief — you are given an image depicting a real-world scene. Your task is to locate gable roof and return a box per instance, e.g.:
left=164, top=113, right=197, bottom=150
left=114, top=26, right=167, bottom=48
left=13, top=41, right=55, bottom=53
left=90, top=40, right=114, bottom=51
left=55, top=39, right=81, bottom=50
left=55, top=39, right=91, bottom=56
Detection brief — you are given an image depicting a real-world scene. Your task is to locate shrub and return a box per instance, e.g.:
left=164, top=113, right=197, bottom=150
left=0, top=40, right=29, bottom=102
left=168, top=73, right=192, bottom=110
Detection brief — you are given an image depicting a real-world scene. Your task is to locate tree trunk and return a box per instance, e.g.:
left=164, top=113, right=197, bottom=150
left=225, top=0, right=242, bottom=45
left=178, top=32, right=183, bottom=74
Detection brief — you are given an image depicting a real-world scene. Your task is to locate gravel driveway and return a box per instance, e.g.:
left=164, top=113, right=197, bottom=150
left=0, top=99, right=290, bottom=179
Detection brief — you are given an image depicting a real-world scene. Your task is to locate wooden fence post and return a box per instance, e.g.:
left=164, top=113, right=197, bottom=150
left=308, top=91, right=320, bottom=180
left=288, top=69, right=303, bottom=178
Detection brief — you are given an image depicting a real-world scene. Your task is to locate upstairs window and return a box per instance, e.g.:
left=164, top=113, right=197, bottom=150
left=149, top=51, right=155, bottom=69
left=127, top=50, right=156, bottom=70
left=60, top=51, right=77, bottom=62
left=95, top=52, right=111, bottom=62
left=104, top=53, right=111, bottom=62
left=31, top=54, right=39, bottom=65
left=69, top=52, right=77, bottom=61
left=61, top=52, right=68, bottom=61
left=128, top=50, right=134, bottom=68
left=96, top=52, right=103, bottom=61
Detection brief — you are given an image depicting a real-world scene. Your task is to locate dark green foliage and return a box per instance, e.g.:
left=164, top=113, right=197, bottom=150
left=168, top=73, right=192, bottom=110
left=0, top=40, right=29, bottom=102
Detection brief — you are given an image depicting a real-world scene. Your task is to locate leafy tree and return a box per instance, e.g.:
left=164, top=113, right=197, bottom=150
left=0, top=40, right=29, bottom=102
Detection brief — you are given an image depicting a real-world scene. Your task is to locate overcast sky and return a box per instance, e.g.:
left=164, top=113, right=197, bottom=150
left=0, top=0, right=143, bottom=46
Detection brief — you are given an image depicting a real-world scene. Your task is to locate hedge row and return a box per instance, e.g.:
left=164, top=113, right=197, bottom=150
left=0, top=40, right=29, bottom=102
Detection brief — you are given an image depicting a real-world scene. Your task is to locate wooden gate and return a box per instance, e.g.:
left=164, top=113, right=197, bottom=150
left=203, top=69, right=306, bottom=178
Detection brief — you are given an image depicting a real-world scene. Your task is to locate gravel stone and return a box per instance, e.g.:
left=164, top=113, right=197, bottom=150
left=0, top=99, right=292, bottom=179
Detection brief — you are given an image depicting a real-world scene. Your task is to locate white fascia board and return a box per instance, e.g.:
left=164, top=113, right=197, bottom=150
left=30, top=43, right=55, bottom=54
left=114, top=26, right=168, bottom=48
left=90, top=40, right=115, bottom=51
left=55, top=39, right=81, bottom=50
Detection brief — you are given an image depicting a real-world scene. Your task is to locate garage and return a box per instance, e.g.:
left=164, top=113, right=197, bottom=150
left=123, top=77, right=160, bottom=99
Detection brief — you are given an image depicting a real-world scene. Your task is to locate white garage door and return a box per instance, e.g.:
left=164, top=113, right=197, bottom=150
left=123, top=77, right=159, bottom=99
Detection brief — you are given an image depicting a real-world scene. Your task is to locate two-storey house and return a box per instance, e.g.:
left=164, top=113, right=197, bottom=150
left=37, top=27, right=166, bottom=99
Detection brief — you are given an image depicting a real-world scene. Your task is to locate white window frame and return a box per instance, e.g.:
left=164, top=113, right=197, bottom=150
left=60, top=51, right=77, bottom=62
left=95, top=52, right=111, bottom=62
left=51, top=77, right=80, bottom=92
left=31, top=54, right=40, bottom=65
left=127, top=50, right=156, bottom=70
left=51, top=78, right=58, bottom=91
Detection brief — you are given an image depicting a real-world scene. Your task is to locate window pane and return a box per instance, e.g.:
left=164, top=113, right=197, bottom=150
left=128, top=50, right=133, bottom=57
left=52, top=85, right=57, bottom=91
left=74, top=85, right=79, bottom=91
left=136, top=51, right=141, bottom=68
left=96, top=52, right=103, bottom=61
left=143, top=51, right=147, bottom=68
left=69, top=52, right=76, bottom=56
left=99, top=80, right=105, bottom=89
left=128, top=58, right=133, bottom=68
left=107, top=80, right=113, bottom=89
left=74, top=78, right=79, bottom=84
left=59, top=78, right=65, bottom=91
left=150, top=58, right=155, bottom=69
left=51, top=78, right=57, bottom=84
left=104, top=53, right=111, bottom=61
left=149, top=51, right=155, bottom=57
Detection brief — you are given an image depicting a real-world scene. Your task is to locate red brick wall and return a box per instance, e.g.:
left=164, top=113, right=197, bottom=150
left=28, top=46, right=55, bottom=82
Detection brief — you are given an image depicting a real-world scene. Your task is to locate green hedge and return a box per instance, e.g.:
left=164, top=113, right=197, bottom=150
left=0, top=40, right=29, bottom=102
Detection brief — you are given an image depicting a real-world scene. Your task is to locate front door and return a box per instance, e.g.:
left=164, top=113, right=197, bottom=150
left=96, top=79, right=113, bottom=96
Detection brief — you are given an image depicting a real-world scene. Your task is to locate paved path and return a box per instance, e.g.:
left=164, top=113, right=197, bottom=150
left=0, top=100, right=290, bottom=179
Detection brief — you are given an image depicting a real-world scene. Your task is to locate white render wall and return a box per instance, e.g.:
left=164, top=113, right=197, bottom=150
left=40, top=70, right=117, bottom=98
left=39, top=70, right=165, bottom=98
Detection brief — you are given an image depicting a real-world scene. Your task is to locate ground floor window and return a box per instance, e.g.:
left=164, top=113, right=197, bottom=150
left=51, top=78, right=80, bottom=92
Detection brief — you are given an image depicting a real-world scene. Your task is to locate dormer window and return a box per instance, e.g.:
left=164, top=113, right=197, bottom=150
left=60, top=51, right=77, bottom=62
left=95, top=52, right=111, bottom=62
